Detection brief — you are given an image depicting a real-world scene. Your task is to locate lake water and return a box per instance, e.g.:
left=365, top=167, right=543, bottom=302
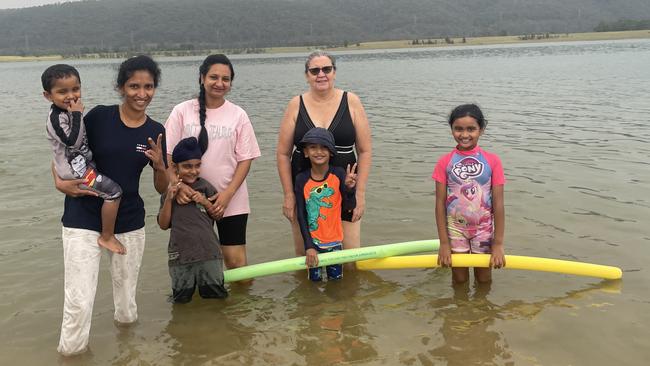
left=1, top=39, right=649, bottom=365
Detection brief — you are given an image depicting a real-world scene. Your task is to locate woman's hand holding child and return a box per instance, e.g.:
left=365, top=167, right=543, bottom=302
left=175, top=181, right=195, bottom=204
left=190, top=190, right=211, bottom=208
left=208, top=190, right=234, bottom=221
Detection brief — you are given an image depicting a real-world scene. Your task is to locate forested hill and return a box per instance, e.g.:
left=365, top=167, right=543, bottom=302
left=2, top=0, right=650, bottom=55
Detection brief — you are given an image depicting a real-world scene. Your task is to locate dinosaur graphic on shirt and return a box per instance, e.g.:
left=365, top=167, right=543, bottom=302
left=306, top=182, right=334, bottom=232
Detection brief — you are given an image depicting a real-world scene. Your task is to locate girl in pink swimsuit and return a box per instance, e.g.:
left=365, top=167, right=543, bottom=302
left=432, top=104, right=506, bottom=284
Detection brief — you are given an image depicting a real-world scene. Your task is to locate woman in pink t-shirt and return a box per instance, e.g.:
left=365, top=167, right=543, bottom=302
left=165, top=54, right=261, bottom=270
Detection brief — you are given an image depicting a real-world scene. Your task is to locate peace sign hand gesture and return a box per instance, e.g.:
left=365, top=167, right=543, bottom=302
left=345, top=163, right=358, bottom=189
left=145, top=133, right=165, bottom=171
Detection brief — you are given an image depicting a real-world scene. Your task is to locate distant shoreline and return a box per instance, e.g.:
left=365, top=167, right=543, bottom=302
left=2, top=29, right=649, bottom=62
left=269, top=29, right=650, bottom=53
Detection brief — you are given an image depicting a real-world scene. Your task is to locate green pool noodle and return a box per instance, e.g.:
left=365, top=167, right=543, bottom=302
left=224, top=239, right=440, bottom=283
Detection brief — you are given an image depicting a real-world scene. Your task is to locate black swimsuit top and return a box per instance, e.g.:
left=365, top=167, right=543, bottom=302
left=291, top=91, right=357, bottom=178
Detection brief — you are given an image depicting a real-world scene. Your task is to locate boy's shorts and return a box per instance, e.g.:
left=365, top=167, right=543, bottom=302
left=80, top=165, right=122, bottom=201
left=169, top=259, right=227, bottom=303
left=308, top=242, right=343, bottom=282
left=216, top=214, right=247, bottom=245
left=447, top=222, right=493, bottom=254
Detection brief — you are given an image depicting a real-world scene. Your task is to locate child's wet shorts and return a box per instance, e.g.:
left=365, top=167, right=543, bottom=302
left=447, top=222, right=493, bottom=254
left=308, top=242, right=343, bottom=282
left=169, top=259, right=228, bottom=303
left=216, top=214, right=248, bottom=245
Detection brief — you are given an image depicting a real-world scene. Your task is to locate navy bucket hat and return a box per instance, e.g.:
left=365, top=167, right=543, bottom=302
left=299, top=127, right=336, bottom=155
left=172, top=137, right=203, bottom=163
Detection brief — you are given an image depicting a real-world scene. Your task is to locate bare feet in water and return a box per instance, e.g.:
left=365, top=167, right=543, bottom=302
left=98, top=235, right=126, bottom=255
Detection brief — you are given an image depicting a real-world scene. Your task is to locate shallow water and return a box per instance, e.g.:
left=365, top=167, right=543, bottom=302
left=1, top=39, right=649, bottom=365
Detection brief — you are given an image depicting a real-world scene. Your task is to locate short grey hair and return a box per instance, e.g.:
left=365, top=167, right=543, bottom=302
left=304, top=50, right=336, bottom=73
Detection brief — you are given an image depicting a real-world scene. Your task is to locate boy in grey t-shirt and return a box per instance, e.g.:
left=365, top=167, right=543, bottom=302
left=158, top=137, right=227, bottom=303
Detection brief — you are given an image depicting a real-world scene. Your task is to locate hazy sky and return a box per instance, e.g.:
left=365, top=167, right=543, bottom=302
left=0, top=0, right=84, bottom=9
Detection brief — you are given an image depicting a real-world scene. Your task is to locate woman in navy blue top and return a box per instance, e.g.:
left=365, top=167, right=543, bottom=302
left=51, top=55, right=167, bottom=356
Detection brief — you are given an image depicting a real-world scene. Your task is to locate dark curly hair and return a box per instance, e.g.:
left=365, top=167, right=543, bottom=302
left=116, top=55, right=161, bottom=89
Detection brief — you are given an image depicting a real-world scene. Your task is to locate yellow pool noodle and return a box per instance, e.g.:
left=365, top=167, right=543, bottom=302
left=356, top=254, right=622, bottom=280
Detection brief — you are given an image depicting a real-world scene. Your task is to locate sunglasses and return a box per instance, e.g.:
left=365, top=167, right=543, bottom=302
left=307, top=66, right=335, bottom=75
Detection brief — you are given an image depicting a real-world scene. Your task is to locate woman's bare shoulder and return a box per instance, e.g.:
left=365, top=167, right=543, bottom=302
left=345, top=91, right=365, bottom=107
left=287, top=94, right=301, bottom=107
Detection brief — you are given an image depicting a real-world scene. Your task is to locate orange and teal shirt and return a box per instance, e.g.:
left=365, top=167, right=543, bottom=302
left=294, top=166, right=356, bottom=251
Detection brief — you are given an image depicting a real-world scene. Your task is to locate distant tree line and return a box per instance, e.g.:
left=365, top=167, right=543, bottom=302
left=410, top=37, right=465, bottom=45
left=594, top=19, right=650, bottom=32
left=518, top=33, right=562, bottom=41
left=1, top=0, right=650, bottom=56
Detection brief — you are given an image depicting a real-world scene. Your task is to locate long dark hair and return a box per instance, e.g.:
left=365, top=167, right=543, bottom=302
left=197, top=54, right=235, bottom=154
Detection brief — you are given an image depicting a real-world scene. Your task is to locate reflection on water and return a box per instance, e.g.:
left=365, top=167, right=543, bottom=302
left=1, top=39, right=650, bottom=365
left=428, top=282, right=514, bottom=366
left=287, top=272, right=380, bottom=365
left=425, top=280, right=621, bottom=365
left=162, top=301, right=254, bottom=364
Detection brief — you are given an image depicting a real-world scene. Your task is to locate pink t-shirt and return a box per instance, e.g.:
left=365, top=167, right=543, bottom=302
left=165, top=99, right=261, bottom=217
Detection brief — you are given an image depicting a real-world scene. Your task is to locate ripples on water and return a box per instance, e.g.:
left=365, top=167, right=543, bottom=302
left=1, top=39, right=649, bottom=365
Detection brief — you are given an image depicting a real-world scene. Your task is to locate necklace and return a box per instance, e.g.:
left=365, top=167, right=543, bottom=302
left=119, top=104, right=147, bottom=127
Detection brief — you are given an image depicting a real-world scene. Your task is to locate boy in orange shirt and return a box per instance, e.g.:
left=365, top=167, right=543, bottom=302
left=294, top=128, right=357, bottom=281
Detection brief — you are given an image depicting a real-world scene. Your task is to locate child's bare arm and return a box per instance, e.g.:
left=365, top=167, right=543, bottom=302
left=490, top=184, right=506, bottom=268
left=158, top=183, right=179, bottom=230
left=435, top=181, right=452, bottom=267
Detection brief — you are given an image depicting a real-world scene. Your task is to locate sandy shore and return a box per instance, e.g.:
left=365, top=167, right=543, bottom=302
left=2, top=29, right=649, bottom=62
left=270, top=30, right=650, bottom=53
left=0, top=55, right=63, bottom=62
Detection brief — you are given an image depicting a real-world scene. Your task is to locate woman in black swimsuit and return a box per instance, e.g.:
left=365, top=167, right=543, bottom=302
left=277, top=50, right=372, bottom=256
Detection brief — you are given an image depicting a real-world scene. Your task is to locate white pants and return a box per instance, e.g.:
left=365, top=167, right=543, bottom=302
left=57, top=227, right=145, bottom=356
